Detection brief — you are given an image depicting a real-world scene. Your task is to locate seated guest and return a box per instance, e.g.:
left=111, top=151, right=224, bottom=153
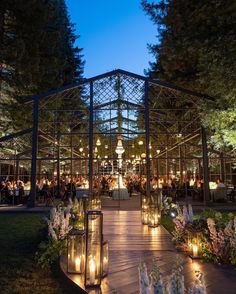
left=18, top=181, right=25, bottom=204
left=214, top=179, right=227, bottom=202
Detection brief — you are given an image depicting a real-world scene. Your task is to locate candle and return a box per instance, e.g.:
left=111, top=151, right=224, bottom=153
left=89, top=259, right=96, bottom=284
left=192, top=245, right=198, bottom=257
left=103, top=256, right=108, bottom=270
left=75, top=256, right=81, bottom=272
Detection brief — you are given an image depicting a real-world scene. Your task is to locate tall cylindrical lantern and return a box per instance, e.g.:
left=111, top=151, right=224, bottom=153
left=141, top=195, right=149, bottom=225
left=67, top=229, right=85, bottom=274
left=84, top=210, right=103, bottom=287
left=148, top=205, right=160, bottom=227
left=102, top=240, right=109, bottom=277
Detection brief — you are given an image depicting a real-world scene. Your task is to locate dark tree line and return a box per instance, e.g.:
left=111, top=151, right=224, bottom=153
left=142, top=0, right=236, bottom=149
left=0, top=0, right=84, bottom=132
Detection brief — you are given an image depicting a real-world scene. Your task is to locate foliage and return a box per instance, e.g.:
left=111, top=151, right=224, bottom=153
left=142, top=0, right=236, bottom=150
left=0, top=213, right=70, bottom=293
left=36, top=202, right=72, bottom=269
left=171, top=205, right=236, bottom=265
left=0, top=0, right=84, bottom=132
left=36, top=239, right=66, bottom=269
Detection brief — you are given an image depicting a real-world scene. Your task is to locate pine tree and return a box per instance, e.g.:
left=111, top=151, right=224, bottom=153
left=142, top=0, right=236, bottom=149
left=0, top=0, right=84, bottom=132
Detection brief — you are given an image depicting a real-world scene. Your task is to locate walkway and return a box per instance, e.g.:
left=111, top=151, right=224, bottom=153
left=101, top=210, right=236, bottom=294
left=61, top=210, right=236, bottom=293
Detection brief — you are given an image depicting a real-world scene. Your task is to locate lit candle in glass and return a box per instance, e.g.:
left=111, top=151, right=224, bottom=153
left=75, top=256, right=81, bottom=272
left=89, top=259, right=96, bottom=284
left=192, top=245, right=198, bottom=257
left=103, top=256, right=108, bottom=268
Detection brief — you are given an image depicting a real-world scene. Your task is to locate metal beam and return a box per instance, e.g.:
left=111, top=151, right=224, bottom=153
left=0, top=128, right=32, bottom=143
left=144, top=80, right=151, bottom=198
left=89, top=82, right=94, bottom=196
left=201, top=126, right=210, bottom=204
left=28, top=98, right=39, bottom=207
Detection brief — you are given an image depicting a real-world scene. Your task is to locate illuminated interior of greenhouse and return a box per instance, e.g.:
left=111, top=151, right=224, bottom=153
left=0, top=69, right=235, bottom=208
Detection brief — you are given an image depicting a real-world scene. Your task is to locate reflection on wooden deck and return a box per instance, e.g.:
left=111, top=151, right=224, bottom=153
left=61, top=210, right=236, bottom=294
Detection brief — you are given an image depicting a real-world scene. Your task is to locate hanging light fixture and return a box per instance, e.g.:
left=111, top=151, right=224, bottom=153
left=115, top=135, right=125, bottom=156
left=96, top=138, right=101, bottom=146
left=105, top=145, right=108, bottom=149
left=156, top=149, right=160, bottom=154
left=79, top=147, right=83, bottom=152
left=138, top=140, right=143, bottom=146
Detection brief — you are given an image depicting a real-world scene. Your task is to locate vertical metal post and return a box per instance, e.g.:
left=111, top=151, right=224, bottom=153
left=144, top=80, right=151, bottom=198
left=29, top=97, right=39, bottom=207
left=220, top=152, right=225, bottom=182
left=179, top=146, right=183, bottom=183
left=57, top=132, right=60, bottom=198
left=15, top=155, right=19, bottom=183
left=89, top=82, right=94, bottom=197
left=201, top=126, right=210, bottom=204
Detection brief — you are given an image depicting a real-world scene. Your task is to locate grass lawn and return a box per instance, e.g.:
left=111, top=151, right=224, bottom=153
left=0, top=213, right=77, bottom=294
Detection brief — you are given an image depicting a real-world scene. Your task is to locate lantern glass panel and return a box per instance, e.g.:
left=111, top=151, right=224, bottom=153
left=148, top=205, right=160, bottom=227
left=141, top=196, right=148, bottom=210
left=141, top=208, right=149, bottom=225
left=67, top=229, right=85, bottom=274
left=102, top=241, right=109, bottom=277
left=74, top=198, right=85, bottom=230
left=85, top=211, right=103, bottom=287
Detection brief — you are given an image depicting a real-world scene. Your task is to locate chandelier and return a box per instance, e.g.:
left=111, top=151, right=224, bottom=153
left=115, top=135, right=125, bottom=156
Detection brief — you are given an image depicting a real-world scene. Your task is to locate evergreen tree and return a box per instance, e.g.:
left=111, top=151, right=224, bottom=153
left=142, top=0, right=236, bottom=149
left=0, top=0, right=84, bottom=132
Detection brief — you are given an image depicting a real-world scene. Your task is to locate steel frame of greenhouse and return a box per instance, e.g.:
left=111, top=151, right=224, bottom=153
left=0, top=69, right=235, bottom=207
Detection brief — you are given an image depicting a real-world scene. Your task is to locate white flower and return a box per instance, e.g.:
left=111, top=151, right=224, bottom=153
left=188, top=204, right=194, bottom=223
left=166, top=258, right=185, bottom=294
left=150, top=259, right=164, bottom=294
left=138, top=261, right=151, bottom=294
left=48, top=222, right=58, bottom=241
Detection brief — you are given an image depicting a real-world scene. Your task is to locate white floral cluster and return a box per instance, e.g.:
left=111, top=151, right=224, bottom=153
left=46, top=202, right=74, bottom=241
left=172, top=204, right=194, bottom=243
left=207, top=216, right=236, bottom=261
left=162, top=197, right=177, bottom=215
left=138, top=258, right=206, bottom=294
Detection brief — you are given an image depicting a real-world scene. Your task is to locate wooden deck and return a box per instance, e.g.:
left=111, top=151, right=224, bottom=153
left=61, top=209, right=236, bottom=294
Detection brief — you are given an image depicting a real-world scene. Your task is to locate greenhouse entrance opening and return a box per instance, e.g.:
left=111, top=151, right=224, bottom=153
left=0, top=69, right=235, bottom=209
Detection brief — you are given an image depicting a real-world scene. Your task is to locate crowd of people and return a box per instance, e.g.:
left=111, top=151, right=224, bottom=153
left=0, top=174, right=235, bottom=205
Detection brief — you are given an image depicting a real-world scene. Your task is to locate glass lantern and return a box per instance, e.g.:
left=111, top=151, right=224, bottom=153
left=74, top=198, right=85, bottom=230
left=90, top=196, right=101, bottom=210
left=141, top=207, right=149, bottom=225
left=67, top=229, right=85, bottom=274
left=189, top=233, right=201, bottom=259
left=141, top=195, right=149, bottom=225
left=84, top=210, right=103, bottom=287
left=141, top=195, right=148, bottom=210
left=148, top=205, right=160, bottom=227
left=102, top=240, right=109, bottom=277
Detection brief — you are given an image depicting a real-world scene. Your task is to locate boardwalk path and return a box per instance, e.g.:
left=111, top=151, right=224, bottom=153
left=101, top=210, right=236, bottom=294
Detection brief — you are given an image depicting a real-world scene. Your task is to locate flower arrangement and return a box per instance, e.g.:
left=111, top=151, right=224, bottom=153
left=171, top=205, right=236, bottom=265
left=36, top=198, right=80, bottom=269
left=138, top=258, right=206, bottom=294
